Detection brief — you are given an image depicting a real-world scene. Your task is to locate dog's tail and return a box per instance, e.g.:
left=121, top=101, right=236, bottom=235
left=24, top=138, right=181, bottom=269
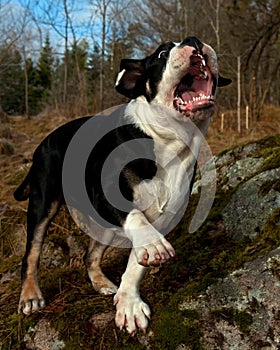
left=14, top=170, right=31, bottom=201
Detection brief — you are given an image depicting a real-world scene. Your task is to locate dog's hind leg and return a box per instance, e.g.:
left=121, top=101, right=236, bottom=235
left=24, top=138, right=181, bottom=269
left=86, top=230, right=118, bottom=295
left=19, top=196, right=61, bottom=315
left=18, top=164, right=62, bottom=315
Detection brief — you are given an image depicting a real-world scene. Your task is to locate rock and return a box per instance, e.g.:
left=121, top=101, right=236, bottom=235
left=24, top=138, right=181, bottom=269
left=222, top=167, right=280, bottom=240
left=219, top=157, right=264, bottom=190
left=179, top=248, right=280, bottom=349
left=89, top=311, right=115, bottom=333
left=23, top=319, right=65, bottom=350
left=177, top=135, right=280, bottom=349
left=41, top=242, right=67, bottom=268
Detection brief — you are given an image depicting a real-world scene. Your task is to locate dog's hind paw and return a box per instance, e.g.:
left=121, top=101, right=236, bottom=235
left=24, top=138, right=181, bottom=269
left=18, top=279, right=45, bottom=315
left=99, top=285, right=118, bottom=295
left=18, top=298, right=46, bottom=315
left=114, top=292, right=151, bottom=335
left=88, top=270, right=118, bottom=295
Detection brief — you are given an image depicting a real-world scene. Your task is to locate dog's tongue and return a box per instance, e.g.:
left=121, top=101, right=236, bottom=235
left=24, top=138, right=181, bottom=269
left=181, top=77, right=210, bottom=103
left=181, top=91, right=196, bottom=103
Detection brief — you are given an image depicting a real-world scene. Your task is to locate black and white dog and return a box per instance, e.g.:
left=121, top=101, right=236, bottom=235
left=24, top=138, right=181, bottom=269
left=15, top=37, right=231, bottom=334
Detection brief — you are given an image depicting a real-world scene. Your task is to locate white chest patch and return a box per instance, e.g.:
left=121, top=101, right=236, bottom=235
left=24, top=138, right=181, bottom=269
left=126, top=100, right=209, bottom=231
left=133, top=137, right=197, bottom=231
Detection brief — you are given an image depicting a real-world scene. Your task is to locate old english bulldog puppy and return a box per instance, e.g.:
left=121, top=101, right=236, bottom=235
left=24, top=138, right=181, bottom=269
left=15, top=36, right=231, bottom=334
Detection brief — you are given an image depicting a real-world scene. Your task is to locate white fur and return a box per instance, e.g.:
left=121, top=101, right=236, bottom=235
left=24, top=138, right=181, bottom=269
left=114, top=250, right=150, bottom=335
left=115, top=69, right=126, bottom=87
left=124, top=99, right=210, bottom=229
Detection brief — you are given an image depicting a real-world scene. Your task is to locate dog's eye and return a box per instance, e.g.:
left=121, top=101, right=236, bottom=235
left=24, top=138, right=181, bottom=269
left=158, top=50, right=168, bottom=59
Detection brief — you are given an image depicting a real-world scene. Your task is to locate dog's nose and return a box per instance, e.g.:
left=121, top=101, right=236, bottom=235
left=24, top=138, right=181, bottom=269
left=180, top=37, right=203, bottom=51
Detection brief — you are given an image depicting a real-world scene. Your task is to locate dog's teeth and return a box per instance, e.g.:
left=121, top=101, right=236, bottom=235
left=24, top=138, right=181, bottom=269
left=175, top=96, right=185, bottom=105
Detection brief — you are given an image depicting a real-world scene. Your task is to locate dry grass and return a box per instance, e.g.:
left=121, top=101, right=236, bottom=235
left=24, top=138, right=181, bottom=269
left=207, top=105, right=280, bottom=154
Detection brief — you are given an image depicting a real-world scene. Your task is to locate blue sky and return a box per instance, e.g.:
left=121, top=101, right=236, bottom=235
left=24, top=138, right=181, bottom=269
left=5, top=0, right=104, bottom=57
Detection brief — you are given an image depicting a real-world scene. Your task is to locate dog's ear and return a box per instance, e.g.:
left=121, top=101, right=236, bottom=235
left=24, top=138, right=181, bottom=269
left=217, top=75, right=232, bottom=87
left=115, top=59, right=145, bottom=98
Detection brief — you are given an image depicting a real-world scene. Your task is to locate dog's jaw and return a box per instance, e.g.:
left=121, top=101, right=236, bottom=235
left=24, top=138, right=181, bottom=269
left=153, top=42, right=218, bottom=122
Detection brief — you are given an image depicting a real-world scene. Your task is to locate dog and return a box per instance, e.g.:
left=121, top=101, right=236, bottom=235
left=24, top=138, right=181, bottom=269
left=14, top=36, right=231, bottom=335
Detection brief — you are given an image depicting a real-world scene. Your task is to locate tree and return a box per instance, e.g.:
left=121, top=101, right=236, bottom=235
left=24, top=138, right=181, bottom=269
left=224, top=0, right=280, bottom=122
left=68, top=39, right=90, bottom=115
left=37, top=34, right=54, bottom=93
left=0, top=47, right=24, bottom=115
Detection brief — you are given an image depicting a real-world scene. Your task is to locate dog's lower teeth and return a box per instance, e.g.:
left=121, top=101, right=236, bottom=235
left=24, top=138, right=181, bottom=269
left=175, top=94, right=212, bottom=114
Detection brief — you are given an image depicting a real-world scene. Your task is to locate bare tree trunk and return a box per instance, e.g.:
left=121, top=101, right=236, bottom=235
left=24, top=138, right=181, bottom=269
left=258, top=59, right=280, bottom=118
left=179, top=0, right=188, bottom=40
left=24, top=62, right=29, bottom=119
left=241, top=20, right=280, bottom=122
left=99, top=0, right=108, bottom=112
left=237, top=55, right=241, bottom=132
left=23, top=49, right=29, bottom=119
left=63, top=0, right=69, bottom=108
left=203, top=0, right=221, bottom=52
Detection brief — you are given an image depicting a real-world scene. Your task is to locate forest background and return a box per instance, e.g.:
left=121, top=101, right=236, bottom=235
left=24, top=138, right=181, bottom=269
left=0, top=0, right=280, bottom=131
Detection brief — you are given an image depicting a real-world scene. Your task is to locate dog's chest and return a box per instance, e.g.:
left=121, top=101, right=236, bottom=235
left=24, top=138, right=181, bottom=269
left=132, top=138, right=196, bottom=226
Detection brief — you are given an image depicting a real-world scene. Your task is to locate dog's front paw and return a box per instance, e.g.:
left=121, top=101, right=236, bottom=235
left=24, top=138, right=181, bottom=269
left=114, top=292, right=151, bottom=335
left=18, top=279, right=45, bottom=315
left=135, top=237, right=175, bottom=267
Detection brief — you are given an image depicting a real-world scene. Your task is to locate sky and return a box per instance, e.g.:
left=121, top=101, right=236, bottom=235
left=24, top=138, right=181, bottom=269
left=3, top=0, right=104, bottom=58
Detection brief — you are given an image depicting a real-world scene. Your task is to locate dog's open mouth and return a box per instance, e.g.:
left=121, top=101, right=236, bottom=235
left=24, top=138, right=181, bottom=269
left=173, top=53, right=215, bottom=115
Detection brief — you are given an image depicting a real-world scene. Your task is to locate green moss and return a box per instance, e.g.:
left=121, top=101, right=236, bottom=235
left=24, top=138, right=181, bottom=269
left=234, top=208, right=280, bottom=260
left=152, top=307, right=202, bottom=349
left=259, top=179, right=280, bottom=196
left=44, top=232, right=70, bottom=255
left=211, top=308, right=253, bottom=335
left=253, top=134, right=280, bottom=149
left=262, top=208, right=280, bottom=242
left=259, top=146, right=280, bottom=172
left=0, top=313, right=40, bottom=350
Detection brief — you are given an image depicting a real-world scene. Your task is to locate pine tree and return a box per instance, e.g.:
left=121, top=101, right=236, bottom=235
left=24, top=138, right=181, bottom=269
left=0, top=47, right=25, bottom=115
left=37, top=34, right=54, bottom=104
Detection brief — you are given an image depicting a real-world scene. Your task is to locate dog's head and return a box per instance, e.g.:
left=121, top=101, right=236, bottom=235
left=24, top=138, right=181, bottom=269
left=115, top=36, right=231, bottom=121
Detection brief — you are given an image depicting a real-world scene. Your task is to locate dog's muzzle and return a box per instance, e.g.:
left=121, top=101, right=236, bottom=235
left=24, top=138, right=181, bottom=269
left=172, top=40, right=216, bottom=117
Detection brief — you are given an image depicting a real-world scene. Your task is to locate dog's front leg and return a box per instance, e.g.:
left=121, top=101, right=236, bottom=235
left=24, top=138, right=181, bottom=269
left=114, top=249, right=150, bottom=335
left=123, top=209, right=175, bottom=267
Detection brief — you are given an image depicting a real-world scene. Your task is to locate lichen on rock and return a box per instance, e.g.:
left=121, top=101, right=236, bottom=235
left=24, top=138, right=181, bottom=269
left=180, top=248, right=280, bottom=349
